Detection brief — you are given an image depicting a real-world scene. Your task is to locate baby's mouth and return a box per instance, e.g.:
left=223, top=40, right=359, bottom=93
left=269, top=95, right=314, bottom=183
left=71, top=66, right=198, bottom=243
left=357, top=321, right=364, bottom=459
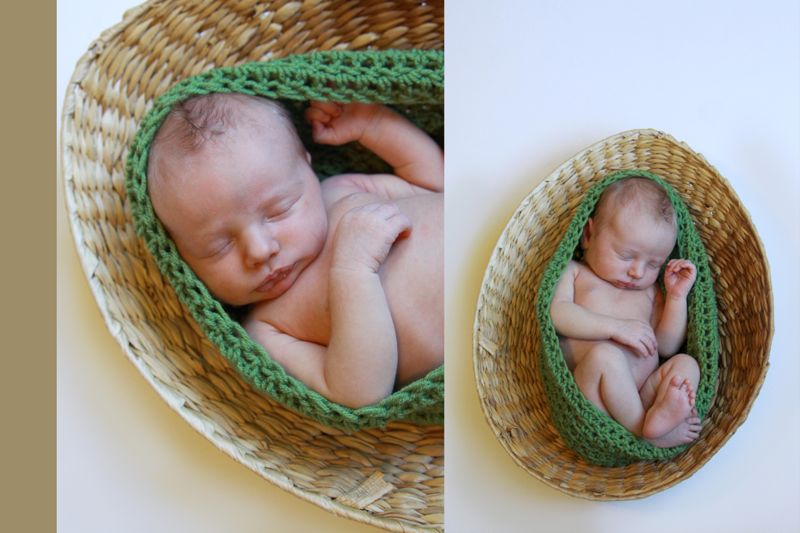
left=256, top=266, right=292, bottom=292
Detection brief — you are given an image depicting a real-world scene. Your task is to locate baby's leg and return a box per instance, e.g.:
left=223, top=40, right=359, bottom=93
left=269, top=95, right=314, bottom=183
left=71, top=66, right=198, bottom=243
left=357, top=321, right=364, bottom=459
left=573, top=343, right=646, bottom=436
left=641, top=354, right=701, bottom=441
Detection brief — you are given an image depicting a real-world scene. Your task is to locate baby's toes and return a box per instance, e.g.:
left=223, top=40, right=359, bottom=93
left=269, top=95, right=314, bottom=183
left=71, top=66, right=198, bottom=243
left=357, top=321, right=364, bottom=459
left=685, top=382, right=696, bottom=404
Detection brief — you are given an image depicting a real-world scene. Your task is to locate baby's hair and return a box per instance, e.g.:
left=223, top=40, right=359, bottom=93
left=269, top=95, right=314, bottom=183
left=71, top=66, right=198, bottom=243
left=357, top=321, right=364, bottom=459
left=147, top=93, right=302, bottom=186
left=593, top=176, right=676, bottom=229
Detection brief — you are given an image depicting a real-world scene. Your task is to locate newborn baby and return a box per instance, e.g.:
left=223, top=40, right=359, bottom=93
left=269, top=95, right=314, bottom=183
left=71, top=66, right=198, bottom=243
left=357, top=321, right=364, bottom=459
left=147, top=94, right=443, bottom=408
left=550, top=177, right=701, bottom=448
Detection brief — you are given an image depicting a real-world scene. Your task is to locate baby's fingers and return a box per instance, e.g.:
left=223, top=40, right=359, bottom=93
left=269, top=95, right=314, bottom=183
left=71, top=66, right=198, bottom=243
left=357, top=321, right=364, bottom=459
left=631, top=333, right=656, bottom=358
left=304, top=106, right=331, bottom=126
left=375, top=203, right=412, bottom=240
left=308, top=100, right=343, bottom=117
left=668, top=259, right=696, bottom=275
left=642, top=335, right=658, bottom=357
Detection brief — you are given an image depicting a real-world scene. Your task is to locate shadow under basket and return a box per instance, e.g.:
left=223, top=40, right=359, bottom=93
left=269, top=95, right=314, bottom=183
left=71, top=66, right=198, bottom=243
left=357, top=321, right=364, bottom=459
left=473, top=129, right=772, bottom=500
left=61, top=1, right=443, bottom=531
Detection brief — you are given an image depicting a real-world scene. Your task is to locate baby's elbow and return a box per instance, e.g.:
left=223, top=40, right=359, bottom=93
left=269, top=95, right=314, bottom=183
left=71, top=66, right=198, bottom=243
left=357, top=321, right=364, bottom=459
left=330, top=389, right=388, bottom=409
left=322, top=374, right=391, bottom=408
left=549, top=302, right=566, bottom=330
left=656, top=337, right=682, bottom=358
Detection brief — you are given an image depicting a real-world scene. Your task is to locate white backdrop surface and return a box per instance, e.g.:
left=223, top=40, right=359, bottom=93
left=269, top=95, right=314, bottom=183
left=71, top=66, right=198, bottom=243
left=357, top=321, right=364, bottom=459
left=445, top=1, right=799, bottom=532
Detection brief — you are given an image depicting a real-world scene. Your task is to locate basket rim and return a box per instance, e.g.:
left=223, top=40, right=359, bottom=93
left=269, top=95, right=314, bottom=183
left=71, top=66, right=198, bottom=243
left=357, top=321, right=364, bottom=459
left=472, top=127, right=773, bottom=500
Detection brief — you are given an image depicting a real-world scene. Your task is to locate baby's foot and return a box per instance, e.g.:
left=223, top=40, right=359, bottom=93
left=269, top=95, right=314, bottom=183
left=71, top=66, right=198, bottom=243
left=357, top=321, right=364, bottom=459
left=647, top=409, right=701, bottom=448
left=642, top=375, right=695, bottom=440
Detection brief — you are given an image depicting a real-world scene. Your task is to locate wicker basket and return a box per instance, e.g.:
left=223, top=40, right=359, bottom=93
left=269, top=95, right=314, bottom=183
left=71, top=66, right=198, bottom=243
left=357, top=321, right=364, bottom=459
left=60, top=1, right=443, bottom=530
left=473, top=129, right=772, bottom=500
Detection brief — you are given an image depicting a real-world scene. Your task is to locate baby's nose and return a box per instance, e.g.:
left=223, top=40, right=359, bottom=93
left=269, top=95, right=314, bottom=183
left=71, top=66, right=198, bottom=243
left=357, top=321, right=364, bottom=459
left=628, top=261, right=645, bottom=279
left=243, top=225, right=279, bottom=268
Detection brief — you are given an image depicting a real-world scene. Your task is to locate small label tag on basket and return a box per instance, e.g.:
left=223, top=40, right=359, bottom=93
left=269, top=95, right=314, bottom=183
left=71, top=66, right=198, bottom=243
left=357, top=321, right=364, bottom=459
left=337, top=471, right=394, bottom=509
left=478, top=333, right=500, bottom=356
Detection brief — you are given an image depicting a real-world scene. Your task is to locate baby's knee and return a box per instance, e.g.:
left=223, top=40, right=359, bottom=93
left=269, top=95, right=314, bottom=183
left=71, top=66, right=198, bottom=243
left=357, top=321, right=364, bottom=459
left=579, top=343, right=627, bottom=373
left=664, top=353, right=700, bottom=381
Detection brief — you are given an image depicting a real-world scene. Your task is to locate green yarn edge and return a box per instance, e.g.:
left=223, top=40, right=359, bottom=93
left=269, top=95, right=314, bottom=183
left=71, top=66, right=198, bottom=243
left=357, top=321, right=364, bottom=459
left=535, top=169, right=720, bottom=466
left=125, top=50, right=444, bottom=431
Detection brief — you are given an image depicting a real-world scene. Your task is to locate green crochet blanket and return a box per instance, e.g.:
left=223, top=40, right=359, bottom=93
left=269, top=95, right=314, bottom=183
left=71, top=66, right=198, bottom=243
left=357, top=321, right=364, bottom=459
left=126, top=50, right=444, bottom=431
left=535, top=169, right=720, bottom=466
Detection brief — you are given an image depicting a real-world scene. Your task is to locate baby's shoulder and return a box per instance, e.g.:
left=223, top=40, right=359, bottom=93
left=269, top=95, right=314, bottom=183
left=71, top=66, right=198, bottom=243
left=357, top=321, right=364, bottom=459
left=556, top=260, right=588, bottom=289
left=321, top=172, right=430, bottom=203
left=243, top=300, right=279, bottom=330
left=568, top=260, right=594, bottom=280
left=321, top=173, right=368, bottom=198
left=319, top=174, right=378, bottom=214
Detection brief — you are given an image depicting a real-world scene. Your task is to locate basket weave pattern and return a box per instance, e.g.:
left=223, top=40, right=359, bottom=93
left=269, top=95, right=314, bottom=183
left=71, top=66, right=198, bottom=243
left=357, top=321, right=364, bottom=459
left=474, top=129, right=771, bottom=499
left=61, top=1, right=443, bottom=530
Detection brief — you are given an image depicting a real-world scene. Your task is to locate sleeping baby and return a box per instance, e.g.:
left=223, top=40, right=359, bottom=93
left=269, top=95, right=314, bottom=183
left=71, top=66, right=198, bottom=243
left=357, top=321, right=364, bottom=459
left=550, top=177, right=701, bottom=448
left=147, top=93, right=443, bottom=408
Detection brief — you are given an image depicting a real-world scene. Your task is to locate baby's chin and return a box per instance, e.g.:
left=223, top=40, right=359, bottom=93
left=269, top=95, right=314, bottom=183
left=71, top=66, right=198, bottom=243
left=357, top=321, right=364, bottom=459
left=610, top=279, right=655, bottom=290
left=248, top=262, right=306, bottom=304
left=208, top=284, right=290, bottom=308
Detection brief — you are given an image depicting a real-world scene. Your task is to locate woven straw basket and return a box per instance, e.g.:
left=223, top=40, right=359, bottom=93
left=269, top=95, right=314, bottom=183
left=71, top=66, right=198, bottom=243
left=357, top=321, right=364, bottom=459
left=61, top=1, right=443, bottom=530
left=473, top=129, right=772, bottom=500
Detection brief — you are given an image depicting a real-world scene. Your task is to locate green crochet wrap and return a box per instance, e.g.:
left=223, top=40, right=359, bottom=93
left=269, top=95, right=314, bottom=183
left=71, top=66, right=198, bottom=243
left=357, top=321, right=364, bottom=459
left=536, top=169, right=720, bottom=466
left=126, top=50, right=443, bottom=431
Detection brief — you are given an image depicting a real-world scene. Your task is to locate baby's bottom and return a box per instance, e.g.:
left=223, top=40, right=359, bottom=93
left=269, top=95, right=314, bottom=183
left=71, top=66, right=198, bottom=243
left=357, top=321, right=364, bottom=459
left=573, top=344, right=701, bottom=448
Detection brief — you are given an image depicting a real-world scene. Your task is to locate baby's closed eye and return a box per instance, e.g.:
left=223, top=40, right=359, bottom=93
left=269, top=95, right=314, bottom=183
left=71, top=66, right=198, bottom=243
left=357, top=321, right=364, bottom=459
left=205, top=239, right=233, bottom=258
left=263, top=196, right=300, bottom=221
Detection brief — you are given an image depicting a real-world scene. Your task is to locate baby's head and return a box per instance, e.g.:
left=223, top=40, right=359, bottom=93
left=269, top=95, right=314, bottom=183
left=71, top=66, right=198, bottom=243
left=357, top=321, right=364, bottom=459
left=581, top=177, right=677, bottom=290
left=148, top=93, right=328, bottom=306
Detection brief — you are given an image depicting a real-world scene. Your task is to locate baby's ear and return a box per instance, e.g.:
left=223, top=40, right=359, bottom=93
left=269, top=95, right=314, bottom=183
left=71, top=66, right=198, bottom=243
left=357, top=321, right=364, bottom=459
left=581, top=217, right=594, bottom=249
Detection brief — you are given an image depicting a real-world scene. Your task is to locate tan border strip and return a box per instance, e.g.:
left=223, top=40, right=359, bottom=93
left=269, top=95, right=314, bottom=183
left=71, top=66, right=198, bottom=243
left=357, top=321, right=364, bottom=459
left=0, top=1, right=56, bottom=531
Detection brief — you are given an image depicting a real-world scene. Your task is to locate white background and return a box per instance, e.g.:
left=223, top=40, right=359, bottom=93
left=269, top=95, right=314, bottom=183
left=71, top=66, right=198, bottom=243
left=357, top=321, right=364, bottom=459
left=58, top=1, right=800, bottom=532
left=446, top=1, right=799, bottom=532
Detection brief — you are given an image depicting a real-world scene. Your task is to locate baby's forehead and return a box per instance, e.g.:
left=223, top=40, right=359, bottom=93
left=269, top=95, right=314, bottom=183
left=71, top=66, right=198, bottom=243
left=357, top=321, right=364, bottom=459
left=596, top=180, right=675, bottom=224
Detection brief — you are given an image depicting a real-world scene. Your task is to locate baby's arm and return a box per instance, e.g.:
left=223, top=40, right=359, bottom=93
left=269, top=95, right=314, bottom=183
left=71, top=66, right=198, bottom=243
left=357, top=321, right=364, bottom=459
left=245, top=202, right=409, bottom=408
left=654, top=259, right=696, bottom=356
left=550, top=262, right=658, bottom=357
left=306, top=102, right=443, bottom=192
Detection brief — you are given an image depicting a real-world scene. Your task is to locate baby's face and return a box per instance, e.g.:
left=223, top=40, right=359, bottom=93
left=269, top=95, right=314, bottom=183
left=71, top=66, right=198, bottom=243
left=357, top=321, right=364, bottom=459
left=151, top=116, right=328, bottom=306
left=582, top=205, right=676, bottom=290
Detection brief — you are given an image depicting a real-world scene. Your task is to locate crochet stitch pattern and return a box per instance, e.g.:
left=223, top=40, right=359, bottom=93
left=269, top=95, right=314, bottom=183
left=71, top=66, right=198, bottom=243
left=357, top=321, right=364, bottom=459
left=535, top=169, right=720, bottom=466
left=126, top=50, right=443, bottom=431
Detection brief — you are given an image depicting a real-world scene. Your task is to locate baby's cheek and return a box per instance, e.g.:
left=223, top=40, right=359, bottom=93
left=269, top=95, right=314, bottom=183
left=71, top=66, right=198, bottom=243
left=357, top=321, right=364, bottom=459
left=198, top=264, right=241, bottom=304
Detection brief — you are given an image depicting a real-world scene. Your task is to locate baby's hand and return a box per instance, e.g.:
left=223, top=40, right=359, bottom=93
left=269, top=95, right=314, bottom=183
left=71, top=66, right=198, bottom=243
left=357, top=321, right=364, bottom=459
left=332, top=202, right=411, bottom=273
left=611, top=319, right=658, bottom=358
left=663, top=259, right=697, bottom=299
left=305, top=101, right=384, bottom=146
